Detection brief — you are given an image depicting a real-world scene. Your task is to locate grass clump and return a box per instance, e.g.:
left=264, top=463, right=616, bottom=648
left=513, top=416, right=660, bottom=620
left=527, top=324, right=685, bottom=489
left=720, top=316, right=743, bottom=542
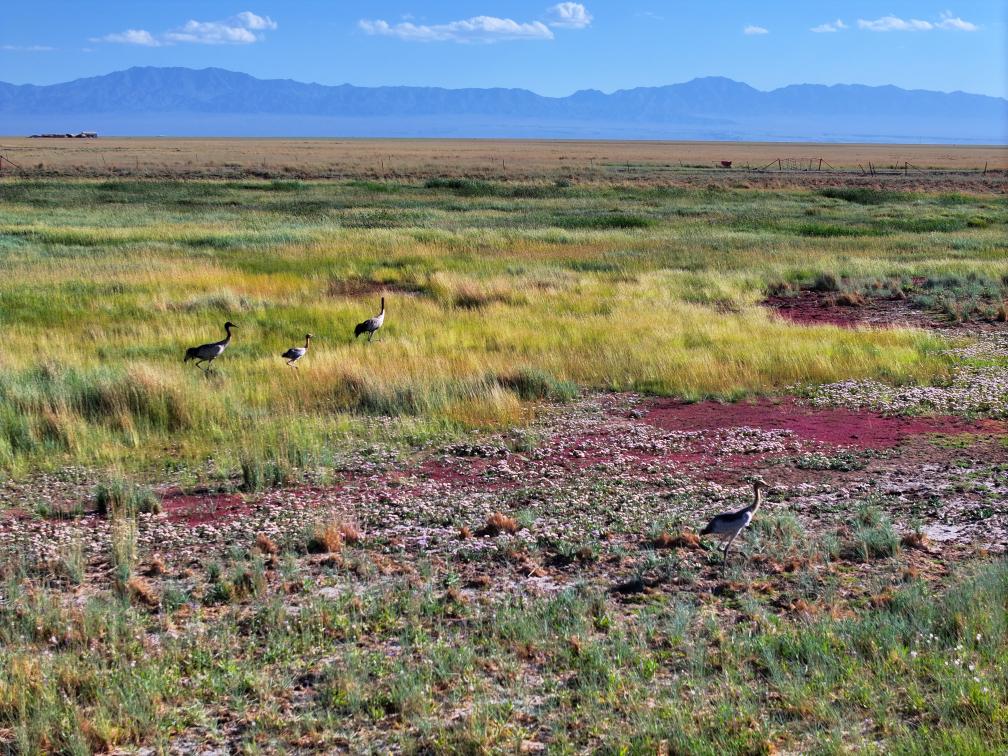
left=850, top=502, right=900, bottom=561
left=914, top=273, right=1007, bottom=322
left=240, top=456, right=292, bottom=493
left=497, top=367, right=578, bottom=402
left=795, top=450, right=867, bottom=472
left=307, top=519, right=362, bottom=554
left=820, top=187, right=900, bottom=205
left=94, top=478, right=161, bottom=517
left=108, top=518, right=138, bottom=584
left=476, top=512, right=520, bottom=537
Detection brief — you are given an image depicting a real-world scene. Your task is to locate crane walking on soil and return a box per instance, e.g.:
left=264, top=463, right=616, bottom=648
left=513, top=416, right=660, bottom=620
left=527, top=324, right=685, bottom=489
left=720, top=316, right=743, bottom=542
left=282, top=333, right=313, bottom=367
left=701, top=477, right=772, bottom=566
left=184, top=321, right=237, bottom=374
left=354, top=297, right=385, bottom=342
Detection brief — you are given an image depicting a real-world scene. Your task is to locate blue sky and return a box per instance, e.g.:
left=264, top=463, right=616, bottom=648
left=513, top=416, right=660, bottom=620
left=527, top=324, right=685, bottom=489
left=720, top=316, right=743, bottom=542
left=1, top=2, right=1004, bottom=97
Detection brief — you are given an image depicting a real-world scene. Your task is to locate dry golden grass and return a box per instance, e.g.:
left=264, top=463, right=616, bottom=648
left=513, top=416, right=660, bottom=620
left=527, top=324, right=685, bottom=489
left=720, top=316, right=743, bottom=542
left=654, top=530, right=703, bottom=550
left=125, top=576, right=159, bottom=608
left=1, top=137, right=1003, bottom=182
left=255, top=533, right=279, bottom=555
left=476, top=512, right=521, bottom=537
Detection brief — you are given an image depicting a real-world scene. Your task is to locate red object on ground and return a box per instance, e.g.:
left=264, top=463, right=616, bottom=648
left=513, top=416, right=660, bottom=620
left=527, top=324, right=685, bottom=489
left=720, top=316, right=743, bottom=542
left=161, top=492, right=250, bottom=526
left=644, top=397, right=1006, bottom=449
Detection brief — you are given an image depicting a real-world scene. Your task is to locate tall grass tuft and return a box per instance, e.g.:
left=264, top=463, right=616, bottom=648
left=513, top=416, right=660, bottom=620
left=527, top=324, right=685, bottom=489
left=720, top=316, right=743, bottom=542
left=95, top=478, right=162, bottom=518
left=497, top=367, right=579, bottom=402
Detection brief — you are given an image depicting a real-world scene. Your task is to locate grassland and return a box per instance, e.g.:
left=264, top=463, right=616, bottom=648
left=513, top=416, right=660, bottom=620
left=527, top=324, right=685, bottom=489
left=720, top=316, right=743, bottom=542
left=1, top=137, right=1005, bottom=181
left=1, top=171, right=1007, bottom=753
left=0, top=177, right=1004, bottom=476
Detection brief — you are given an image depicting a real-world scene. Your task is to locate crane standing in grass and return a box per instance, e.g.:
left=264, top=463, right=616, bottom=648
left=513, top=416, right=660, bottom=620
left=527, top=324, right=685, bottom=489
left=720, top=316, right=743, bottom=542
left=183, top=321, right=237, bottom=374
left=354, top=297, right=386, bottom=342
left=701, top=477, right=772, bottom=567
left=281, top=333, right=313, bottom=367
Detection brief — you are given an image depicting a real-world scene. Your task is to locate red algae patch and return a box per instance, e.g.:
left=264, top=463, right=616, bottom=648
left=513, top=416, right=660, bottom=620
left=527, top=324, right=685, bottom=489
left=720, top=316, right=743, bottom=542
left=644, top=397, right=1007, bottom=450
left=763, top=290, right=940, bottom=329
left=161, top=492, right=250, bottom=526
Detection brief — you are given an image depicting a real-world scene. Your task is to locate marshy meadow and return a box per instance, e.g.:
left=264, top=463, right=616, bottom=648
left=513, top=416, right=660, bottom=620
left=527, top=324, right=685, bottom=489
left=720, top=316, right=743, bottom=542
left=0, top=163, right=1006, bottom=752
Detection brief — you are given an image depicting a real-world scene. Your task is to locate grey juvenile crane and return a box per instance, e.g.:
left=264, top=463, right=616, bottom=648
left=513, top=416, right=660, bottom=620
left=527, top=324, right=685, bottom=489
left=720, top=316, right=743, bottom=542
left=354, top=297, right=385, bottom=342
left=184, top=321, right=237, bottom=374
left=281, top=333, right=313, bottom=367
left=700, top=477, right=772, bottom=565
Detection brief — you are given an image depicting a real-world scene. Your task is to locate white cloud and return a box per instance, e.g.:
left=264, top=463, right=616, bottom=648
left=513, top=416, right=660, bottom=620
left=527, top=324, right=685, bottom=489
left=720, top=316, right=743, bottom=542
left=546, top=3, right=593, bottom=29
left=937, top=12, right=978, bottom=31
left=96, top=29, right=162, bottom=46
left=811, top=19, right=846, bottom=33
left=359, top=16, right=554, bottom=43
left=235, top=11, right=278, bottom=31
left=0, top=44, right=56, bottom=51
left=858, top=13, right=978, bottom=32
left=96, top=11, right=276, bottom=46
left=164, top=20, right=259, bottom=44
left=743, top=25, right=768, bottom=35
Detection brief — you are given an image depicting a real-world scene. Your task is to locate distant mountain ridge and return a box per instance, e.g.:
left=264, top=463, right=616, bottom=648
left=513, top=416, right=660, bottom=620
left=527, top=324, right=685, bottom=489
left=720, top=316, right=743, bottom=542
left=1, top=67, right=1004, bottom=143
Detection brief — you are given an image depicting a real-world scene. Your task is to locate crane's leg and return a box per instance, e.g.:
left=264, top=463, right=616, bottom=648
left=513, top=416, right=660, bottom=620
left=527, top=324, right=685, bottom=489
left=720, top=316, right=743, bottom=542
left=722, top=531, right=740, bottom=567
left=368, top=330, right=374, bottom=342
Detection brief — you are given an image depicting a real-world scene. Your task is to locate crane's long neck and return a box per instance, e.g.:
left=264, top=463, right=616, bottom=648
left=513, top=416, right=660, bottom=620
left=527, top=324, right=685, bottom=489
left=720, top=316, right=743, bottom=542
left=379, top=297, right=385, bottom=316
left=222, top=324, right=233, bottom=344
left=751, top=487, right=763, bottom=513
left=304, top=335, right=311, bottom=349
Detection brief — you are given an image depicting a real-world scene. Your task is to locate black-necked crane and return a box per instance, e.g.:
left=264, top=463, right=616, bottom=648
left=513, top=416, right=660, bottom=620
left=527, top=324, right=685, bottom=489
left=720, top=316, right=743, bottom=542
left=281, top=333, right=313, bottom=367
left=700, top=477, right=772, bottom=566
left=354, top=297, right=385, bottom=342
left=183, top=321, right=236, bottom=374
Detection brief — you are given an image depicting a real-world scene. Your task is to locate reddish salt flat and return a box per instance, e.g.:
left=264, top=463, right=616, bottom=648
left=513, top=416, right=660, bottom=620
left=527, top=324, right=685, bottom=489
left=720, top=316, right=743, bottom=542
left=644, top=397, right=1007, bottom=449
left=162, top=492, right=250, bottom=526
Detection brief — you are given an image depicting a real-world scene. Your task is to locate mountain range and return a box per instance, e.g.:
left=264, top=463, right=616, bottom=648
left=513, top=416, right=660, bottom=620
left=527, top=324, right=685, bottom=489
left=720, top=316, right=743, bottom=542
left=1, top=67, right=1004, bottom=143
